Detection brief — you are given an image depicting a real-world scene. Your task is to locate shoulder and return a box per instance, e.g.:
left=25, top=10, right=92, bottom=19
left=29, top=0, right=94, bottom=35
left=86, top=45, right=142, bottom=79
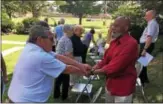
left=127, top=35, right=138, bottom=47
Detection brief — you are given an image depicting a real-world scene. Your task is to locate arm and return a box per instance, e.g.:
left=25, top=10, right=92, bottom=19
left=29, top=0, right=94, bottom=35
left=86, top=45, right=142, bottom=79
left=63, top=65, right=84, bottom=75
left=1, top=54, right=8, bottom=83
left=141, top=23, right=157, bottom=56
left=56, top=54, right=90, bottom=73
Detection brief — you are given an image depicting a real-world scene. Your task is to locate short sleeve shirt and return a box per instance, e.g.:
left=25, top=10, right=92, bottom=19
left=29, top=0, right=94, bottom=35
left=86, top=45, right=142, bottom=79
left=82, top=32, right=93, bottom=47
left=140, top=19, right=159, bottom=43
left=8, top=43, right=66, bottom=102
left=56, top=35, right=73, bottom=55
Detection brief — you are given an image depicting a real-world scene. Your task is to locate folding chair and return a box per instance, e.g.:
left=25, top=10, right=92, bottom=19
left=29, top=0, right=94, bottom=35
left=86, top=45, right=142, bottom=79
left=71, top=75, right=96, bottom=103
left=135, top=61, right=148, bottom=103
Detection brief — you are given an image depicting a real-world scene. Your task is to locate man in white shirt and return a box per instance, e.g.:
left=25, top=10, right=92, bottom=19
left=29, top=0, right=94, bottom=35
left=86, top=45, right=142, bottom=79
left=8, top=25, right=91, bottom=103
left=139, top=10, right=159, bottom=85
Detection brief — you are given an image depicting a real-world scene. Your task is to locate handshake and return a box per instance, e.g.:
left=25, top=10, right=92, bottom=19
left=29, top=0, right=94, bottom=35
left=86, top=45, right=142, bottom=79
left=69, top=63, right=97, bottom=76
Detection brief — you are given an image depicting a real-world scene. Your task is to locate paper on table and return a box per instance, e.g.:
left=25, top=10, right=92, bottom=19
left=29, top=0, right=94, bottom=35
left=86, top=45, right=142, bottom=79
left=137, top=52, right=154, bottom=66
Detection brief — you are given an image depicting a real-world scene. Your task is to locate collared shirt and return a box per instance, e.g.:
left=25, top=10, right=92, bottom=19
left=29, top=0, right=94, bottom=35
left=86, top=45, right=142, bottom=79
left=53, top=25, right=64, bottom=41
left=8, top=43, right=66, bottom=102
left=97, top=34, right=138, bottom=96
left=70, top=34, right=86, bottom=57
left=140, top=19, right=159, bottom=43
left=82, top=32, right=93, bottom=47
left=56, top=35, right=73, bottom=55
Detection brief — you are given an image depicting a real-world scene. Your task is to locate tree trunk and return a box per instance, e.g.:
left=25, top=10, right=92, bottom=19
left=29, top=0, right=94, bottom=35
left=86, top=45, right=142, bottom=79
left=79, top=15, right=83, bottom=25
left=32, top=9, right=39, bottom=18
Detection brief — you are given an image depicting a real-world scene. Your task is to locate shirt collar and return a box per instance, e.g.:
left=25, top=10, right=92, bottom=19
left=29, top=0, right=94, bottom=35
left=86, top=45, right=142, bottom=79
left=27, top=42, right=44, bottom=51
left=112, top=33, right=130, bottom=45
left=148, top=18, right=155, bottom=24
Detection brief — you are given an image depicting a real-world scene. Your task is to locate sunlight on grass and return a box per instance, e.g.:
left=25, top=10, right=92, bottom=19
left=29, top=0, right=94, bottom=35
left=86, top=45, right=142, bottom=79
left=4, top=50, right=23, bottom=74
left=2, top=34, right=28, bottom=41
left=2, top=44, right=24, bottom=51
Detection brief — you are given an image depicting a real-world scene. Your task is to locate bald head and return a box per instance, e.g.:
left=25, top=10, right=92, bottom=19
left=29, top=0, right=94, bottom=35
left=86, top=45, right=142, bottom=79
left=116, top=16, right=130, bottom=28
left=111, top=16, right=130, bottom=38
left=73, top=25, right=84, bottom=37
left=145, top=10, right=156, bottom=21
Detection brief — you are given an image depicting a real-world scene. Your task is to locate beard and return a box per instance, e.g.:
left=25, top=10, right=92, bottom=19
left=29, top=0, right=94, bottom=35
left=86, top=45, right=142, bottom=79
left=111, top=32, right=122, bottom=39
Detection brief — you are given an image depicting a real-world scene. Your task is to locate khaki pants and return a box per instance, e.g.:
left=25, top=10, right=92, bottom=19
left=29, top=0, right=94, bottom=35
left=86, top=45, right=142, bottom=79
left=105, top=87, right=133, bottom=103
left=70, top=57, right=82, bottom=85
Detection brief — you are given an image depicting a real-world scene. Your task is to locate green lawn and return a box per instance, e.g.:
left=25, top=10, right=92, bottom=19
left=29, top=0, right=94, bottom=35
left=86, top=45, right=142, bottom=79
left=2, top=34, right=28, bottom=41
left=1, top=44, right=23, bottom=51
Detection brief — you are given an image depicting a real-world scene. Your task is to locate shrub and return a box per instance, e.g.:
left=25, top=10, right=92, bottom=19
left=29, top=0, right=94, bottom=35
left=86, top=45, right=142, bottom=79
left=15, top=22, right=25, bottom=34
left=1, top=13, right=15, bottom=33
left=16, top=17, right=39, bottom=34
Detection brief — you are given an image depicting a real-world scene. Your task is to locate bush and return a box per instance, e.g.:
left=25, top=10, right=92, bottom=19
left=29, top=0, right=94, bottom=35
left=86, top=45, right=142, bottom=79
left=1, top=13, right=15, bottom=33
left=16, top=17, right=39, bottom=34
left=15, top=23, right=25, bottom=34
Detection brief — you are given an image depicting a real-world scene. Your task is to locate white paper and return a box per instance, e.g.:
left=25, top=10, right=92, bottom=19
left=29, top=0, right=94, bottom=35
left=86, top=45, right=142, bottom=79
left=137, top=52, right=154, bottom=66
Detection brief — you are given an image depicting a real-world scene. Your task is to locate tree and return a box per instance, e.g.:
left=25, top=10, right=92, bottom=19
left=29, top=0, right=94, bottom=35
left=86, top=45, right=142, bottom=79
left=58, top=0, right=102, bottom=25
left=1, top=1, right=21, bottom=19
left=21, top=1, right=51, bottom=18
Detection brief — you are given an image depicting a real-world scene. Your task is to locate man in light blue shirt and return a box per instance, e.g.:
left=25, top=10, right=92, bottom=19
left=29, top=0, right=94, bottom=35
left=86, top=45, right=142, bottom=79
left=8, top=25, right=91, bottom=103
left=53, top=18, right=65, bottom=42
left=139, top=10, right=159, bottom=86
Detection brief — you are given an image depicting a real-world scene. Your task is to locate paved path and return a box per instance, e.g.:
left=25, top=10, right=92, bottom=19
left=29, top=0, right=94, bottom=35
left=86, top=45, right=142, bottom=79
left=2, top=40, right=26, bottom=45
left=2, top=46, right=24, bottom=57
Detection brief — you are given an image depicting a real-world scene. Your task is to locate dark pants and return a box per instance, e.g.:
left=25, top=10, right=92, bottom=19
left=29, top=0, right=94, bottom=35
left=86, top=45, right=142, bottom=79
left=54, top=74, right=70, bottom=100
left=139, top=43, right=155, bottom=84
left=82, top=45, right=88, bottom=63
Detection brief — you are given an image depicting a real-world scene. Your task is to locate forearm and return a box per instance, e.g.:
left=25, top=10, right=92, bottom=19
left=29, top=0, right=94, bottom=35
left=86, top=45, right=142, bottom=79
left=56, top=54, right=82, bottom=68
left=63, top=65, right=79, bottom=74
left=144, top=37, right=152, bottom=49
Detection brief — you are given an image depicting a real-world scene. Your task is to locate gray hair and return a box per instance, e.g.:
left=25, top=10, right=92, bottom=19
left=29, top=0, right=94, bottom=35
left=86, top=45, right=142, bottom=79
left=27, top=25, right=49, bottom=43
left=149, top=10, right=156, bottom=18
left=63, top=24, right=73, bottom=33
left=60, top=18, right=65, bottom=24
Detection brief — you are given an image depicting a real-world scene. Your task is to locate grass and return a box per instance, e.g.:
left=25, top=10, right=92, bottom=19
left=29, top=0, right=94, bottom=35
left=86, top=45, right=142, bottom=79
left=2, top=34, right=28, bottom=41
left=1, top=44, right=23, bottom=51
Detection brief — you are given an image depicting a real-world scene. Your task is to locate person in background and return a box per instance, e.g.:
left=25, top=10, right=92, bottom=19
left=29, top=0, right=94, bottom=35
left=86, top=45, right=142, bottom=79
left=70, top=25, right=86, bottom=86
left=82, top=28, right=96, bottom=63
left=139, top=10, right=159, bottom=86
left=54, top=24, right=74, bottom=100
left=8, top=25, right=91, bottom=103
left=1, top=54, right=8, bottom=97
left=91, top=16, right=138, bottom=103
left=53, top=18, right=65, bottom=43
left=44, top=18, right=48, bottom=23
left=96, top=32, right=106, bottom=55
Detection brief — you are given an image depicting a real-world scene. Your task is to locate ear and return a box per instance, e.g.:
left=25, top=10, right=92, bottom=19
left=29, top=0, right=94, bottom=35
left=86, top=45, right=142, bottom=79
left=36, top=37, right=42, bottom=45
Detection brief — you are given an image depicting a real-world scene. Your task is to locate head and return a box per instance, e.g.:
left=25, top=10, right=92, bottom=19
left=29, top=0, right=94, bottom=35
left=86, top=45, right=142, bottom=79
left=98, top=32, right=102, bottom=38
left=111, top=16, right=130, bottom=39
left=90, top=28, right=95, bottom=34
left=73, top=25, right=84, bottom=37
left=59, top=18, right=65, bottom=24
left=28, top=25, right=54, bottom=52
left=58, top=21, right=61, bottom=25
left=63, top=24, right=74, bottom=37
left=44, top=18, right=48, bottom=23
left=35, top=21, right=50, bottom=30
left=144, top=10, right=156, bottom=22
